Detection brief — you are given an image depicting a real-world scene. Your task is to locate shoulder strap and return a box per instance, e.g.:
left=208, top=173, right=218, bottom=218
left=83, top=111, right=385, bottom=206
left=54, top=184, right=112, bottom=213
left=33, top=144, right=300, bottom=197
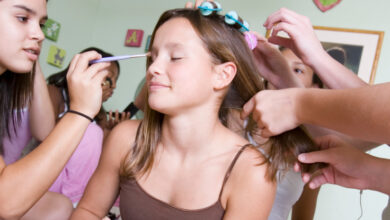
left=218, top=144, right=252, bottom=200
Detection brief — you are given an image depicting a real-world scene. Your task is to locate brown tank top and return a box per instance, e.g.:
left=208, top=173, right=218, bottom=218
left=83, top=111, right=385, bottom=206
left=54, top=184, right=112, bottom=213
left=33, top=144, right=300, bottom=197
left=119, top=144, right=251, bottom=220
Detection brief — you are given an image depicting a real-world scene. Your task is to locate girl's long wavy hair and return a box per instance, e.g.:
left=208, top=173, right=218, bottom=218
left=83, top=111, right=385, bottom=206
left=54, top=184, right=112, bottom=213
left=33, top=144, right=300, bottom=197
left=120, top=8, right=322, bottom=181
left=0, top=66, right=35, bottom=155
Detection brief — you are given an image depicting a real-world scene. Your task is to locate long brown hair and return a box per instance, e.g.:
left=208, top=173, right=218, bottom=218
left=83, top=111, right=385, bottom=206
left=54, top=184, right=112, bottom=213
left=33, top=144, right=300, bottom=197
left=120, top=8, right=322, bottom=181
left=0, top=66, right=35, bottom=154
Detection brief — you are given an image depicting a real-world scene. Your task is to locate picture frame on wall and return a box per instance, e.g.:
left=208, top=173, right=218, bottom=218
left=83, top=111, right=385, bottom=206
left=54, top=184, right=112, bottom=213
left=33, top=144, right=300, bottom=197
left=313, top=26, right=384, bottom=84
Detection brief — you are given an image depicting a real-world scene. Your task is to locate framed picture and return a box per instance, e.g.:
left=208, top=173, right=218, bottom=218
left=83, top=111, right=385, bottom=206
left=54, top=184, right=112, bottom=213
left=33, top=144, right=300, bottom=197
left=313, top=26, right=384, bottom=84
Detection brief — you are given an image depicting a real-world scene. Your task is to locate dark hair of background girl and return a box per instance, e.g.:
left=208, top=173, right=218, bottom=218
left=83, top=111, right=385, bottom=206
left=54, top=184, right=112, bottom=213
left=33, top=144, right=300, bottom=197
left=46, top=47, right=120, bottom=123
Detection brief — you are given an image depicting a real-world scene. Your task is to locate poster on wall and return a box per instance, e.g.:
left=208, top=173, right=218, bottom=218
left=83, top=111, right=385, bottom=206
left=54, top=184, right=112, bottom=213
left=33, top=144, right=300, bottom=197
left=47, top=45, right=66, bottom=68
left=314, top=26, right=384, bottom=84
left=313, top=0, right=342, bottom=12
left=42, top=18, right=61, bottom=42
left=124, top=29, right=144, bottom=47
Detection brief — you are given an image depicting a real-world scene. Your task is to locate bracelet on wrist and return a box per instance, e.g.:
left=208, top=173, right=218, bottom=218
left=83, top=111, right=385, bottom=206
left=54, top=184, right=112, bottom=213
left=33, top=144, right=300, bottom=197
left=67, top=110, right=93, bottom=122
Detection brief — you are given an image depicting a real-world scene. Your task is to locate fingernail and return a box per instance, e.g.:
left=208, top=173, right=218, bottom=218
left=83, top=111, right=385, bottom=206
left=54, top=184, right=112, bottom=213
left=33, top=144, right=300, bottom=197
left=298, top=154, right=306, bottom=162
left=302, top=174, right=310, bottom=183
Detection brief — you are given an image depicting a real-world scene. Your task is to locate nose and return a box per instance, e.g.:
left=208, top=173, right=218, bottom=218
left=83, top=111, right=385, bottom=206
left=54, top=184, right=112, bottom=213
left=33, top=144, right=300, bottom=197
left=147, top=57, right=164, bottom=78
left=31, top=23, right=45, bottom=43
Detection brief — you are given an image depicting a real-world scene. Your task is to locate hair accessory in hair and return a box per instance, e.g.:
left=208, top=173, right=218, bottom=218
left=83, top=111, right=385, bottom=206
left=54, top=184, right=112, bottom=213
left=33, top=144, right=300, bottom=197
left=224, top=11, right=257, bottom=50
left=198, top=1, right=222, bottom=16
left=244, top=32, right=257, bottom=50
left=224, top=11, right=249, bottom=32
left=198, top=2, right=257, bottom=50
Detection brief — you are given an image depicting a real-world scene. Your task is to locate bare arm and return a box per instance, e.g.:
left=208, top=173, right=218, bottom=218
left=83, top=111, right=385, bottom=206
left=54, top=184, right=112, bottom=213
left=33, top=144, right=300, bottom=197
left=133, top=81, right=147, bottom=111
left=223, top=148, right=276, bottom=220
left=291, top=185, right=320, bottom=220
left=264, top=8, right=367, bottom=89
left=0, top=52, right=110, bottom=219
left=297, top=84, right=390, bottom=144
left=242, top=83, right=390, bottom=144
left=72, top=120, right=139, bottom=219
left=29, top=63, right=55, bottom=141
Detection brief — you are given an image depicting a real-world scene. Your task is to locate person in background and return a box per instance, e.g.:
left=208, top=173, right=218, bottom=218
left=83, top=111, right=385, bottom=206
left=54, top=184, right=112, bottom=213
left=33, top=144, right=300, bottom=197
left=46, top=47, right=134, bottom=205
left=246, top=7, right=379, bottom=220
left=0, top=0, right=111, bottom=219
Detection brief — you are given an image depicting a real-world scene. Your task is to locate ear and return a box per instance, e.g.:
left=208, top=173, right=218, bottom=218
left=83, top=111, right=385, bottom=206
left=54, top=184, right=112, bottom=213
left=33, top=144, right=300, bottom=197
left=213, top=62, right=237, bottom=90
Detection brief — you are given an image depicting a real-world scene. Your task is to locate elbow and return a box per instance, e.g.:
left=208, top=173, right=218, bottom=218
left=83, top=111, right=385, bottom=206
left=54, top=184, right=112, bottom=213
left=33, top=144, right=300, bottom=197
left=0, top=204, right=26, bottom=220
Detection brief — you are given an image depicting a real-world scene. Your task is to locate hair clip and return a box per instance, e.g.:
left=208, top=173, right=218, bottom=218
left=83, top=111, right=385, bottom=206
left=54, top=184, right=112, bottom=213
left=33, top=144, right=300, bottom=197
left=224, top=11, right=257, bottom=50
left=244, top=32, right=257, bottom=50
left=198, top=1, right=222, bottom=16
left=225, top=11, right=249, bottom=33
left=197, top=2, right=257, bottom=50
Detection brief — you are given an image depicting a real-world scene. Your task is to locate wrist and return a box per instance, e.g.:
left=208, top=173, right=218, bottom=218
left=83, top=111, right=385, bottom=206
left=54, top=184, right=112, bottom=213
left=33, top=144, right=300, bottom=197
left=68, top=104, right=96, bottom=120
left=306, top=49, right=329, bottom=73
left=67, top=109, right=93, bottom=122
left=293, top=88, right=307, bottom=126
left=367, top=156, right=390, bottom=194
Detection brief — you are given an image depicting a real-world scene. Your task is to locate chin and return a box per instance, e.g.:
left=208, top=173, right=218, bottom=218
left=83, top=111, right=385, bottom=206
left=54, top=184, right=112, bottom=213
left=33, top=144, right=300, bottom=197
left=8, top=61, right=34, bottom=74
left=148, top=98, right=169, bottom=113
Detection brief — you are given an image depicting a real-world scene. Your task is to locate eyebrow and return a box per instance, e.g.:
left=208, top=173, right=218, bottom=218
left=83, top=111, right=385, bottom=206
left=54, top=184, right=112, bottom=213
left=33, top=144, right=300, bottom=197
left=166, top=43, right=184, bottom=50
left=13, top=5, right=48, bottom=21
left=293, top=61, right=305, bottom=66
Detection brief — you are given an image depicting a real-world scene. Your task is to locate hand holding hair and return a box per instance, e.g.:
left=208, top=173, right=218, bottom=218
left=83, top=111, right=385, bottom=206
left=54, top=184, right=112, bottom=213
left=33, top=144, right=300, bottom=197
left=297, top=135, right=381, bottom=192
left=241, top=88, right=302, bottom=138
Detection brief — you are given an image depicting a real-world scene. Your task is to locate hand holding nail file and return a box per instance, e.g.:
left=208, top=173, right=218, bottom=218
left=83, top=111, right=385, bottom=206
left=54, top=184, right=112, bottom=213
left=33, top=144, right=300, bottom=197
left=89, top=52, right=150, bottom=64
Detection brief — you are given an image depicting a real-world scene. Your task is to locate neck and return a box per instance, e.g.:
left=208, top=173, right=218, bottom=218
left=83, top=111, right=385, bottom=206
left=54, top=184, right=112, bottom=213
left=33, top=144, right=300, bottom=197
left=160, top=108, right=227, bottom=158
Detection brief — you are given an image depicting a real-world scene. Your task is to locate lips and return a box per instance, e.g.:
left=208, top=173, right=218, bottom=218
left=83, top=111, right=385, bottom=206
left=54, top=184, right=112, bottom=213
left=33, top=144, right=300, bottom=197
left=149, top=81, right=170, bottom=90
left=24, top=47, right=41, bottom=61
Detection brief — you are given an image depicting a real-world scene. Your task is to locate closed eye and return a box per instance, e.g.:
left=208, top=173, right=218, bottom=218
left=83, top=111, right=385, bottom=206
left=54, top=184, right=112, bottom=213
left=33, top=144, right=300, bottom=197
left=171, top=57, right=182, bottom=61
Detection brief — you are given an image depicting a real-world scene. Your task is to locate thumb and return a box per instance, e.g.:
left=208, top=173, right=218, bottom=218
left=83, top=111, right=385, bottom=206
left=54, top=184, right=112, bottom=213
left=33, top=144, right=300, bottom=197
left=298, top=149, right=333, bottom=164
left=241, top=97, right=255, bottom=119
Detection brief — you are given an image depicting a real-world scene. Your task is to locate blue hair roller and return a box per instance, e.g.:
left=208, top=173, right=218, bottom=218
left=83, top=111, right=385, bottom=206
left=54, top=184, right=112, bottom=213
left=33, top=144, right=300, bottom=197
left=225, top=11, right=250, bottom=32
left=198, top=1, right=222, bottom=16
left=224, top=11, right=238, bottom=25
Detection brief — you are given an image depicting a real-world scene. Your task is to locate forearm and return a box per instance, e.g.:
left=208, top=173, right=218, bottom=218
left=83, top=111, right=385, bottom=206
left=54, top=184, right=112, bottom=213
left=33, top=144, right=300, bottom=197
left=304, top=124, right=380, bottom=151
left=71, top=207, right=102, bottom=220
left=0, top=114, right=90, bottom=217
left=29, top=63, right=55, bottom=140
left=297, top=83, right=390, bottom=143
left=291, top=185, right=320, bottom=220
left=368, top=156, right=390, bottom=195
left=308, top=50, right=367, bottom=89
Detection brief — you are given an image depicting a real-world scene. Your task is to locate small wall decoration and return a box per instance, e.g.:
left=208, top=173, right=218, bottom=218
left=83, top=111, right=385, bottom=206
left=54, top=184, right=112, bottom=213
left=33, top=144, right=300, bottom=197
left=47, top=45, right=66, bottom=68
left=313, top=0, right=342, bottom=12
left=42, top=18, right=61, bottom=41
left=314, top=26, right=384, bottom=84
left=144, top=35, right=152, bottom=52
left=124, top=29, right=144, bottom=47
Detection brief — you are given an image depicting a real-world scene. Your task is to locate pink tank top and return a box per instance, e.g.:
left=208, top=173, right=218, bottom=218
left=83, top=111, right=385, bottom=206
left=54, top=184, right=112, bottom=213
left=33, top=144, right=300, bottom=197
left=2, top=109, right=31, bottom=165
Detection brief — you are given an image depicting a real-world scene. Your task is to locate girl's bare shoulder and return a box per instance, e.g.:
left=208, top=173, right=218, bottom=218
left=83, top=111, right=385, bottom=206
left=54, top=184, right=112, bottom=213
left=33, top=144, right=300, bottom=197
left=103, top=120, right=141, bottom=158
